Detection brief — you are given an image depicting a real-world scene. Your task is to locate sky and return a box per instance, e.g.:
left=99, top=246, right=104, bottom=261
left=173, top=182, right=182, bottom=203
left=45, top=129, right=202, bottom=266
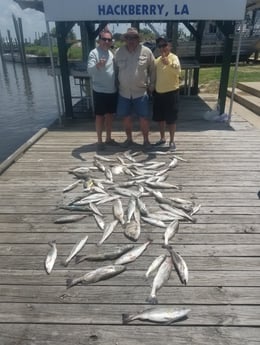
left=0, top=0, right=131, bottom=42
left=0, top=0, right=48, bottom=41
left=0, top=0, right=167, bottom=42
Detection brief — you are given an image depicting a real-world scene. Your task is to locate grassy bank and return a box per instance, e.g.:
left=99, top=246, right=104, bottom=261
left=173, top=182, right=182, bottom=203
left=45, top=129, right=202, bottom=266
left=198, top=64, right=260, bottom=92
left=199, top=64, right=260, bottom=83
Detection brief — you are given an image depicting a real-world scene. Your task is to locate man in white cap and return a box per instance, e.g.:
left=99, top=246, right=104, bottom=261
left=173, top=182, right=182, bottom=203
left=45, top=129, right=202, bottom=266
left=114, top=27, right=155, bottom=149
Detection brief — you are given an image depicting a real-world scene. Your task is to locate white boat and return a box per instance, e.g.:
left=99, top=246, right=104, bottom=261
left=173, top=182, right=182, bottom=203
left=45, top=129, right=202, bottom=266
left=2, top=53, right=55, bottom=64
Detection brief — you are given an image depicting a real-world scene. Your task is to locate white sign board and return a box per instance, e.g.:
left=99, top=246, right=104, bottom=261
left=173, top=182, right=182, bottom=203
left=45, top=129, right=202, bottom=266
left=43, top=0, right=247, bottom=22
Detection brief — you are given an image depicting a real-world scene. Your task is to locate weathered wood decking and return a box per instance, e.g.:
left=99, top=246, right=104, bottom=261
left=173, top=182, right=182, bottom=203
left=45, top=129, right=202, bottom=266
left=0, top=95, right=260, bottom=345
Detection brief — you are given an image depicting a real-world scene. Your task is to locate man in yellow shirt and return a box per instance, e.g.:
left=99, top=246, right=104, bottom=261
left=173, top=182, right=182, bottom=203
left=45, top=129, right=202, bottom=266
left=153, top=37, right=181, bottom=151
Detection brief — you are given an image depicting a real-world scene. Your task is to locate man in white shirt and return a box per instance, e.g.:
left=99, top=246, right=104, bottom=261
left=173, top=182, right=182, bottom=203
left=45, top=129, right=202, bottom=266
left=88, top=30, right=117, bottom=151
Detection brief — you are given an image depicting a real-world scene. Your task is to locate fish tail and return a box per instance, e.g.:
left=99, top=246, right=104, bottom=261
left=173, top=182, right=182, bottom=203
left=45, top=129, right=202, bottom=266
left=146, top=296, right=158, bottom=305
left=66, top=278, right=74, bottom=289
left=75, top=255, right=84, bottom=264
left=162, top=244, right=172, bottom=250
left=62, top=259, right=69, bottom=267
left=122, top=313, right=131, bottom=324
left=146, top=236, right=154, bottom=243
left=48, top=240, right=56, bottom=246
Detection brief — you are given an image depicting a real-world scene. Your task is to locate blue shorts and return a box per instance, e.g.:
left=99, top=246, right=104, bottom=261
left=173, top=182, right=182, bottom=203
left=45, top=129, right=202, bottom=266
left=117, top=94, right=150, bottom=118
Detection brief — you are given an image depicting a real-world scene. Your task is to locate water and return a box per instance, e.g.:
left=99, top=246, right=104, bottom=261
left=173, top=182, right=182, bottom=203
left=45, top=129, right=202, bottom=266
left=0, top=57, right=59, bottom=163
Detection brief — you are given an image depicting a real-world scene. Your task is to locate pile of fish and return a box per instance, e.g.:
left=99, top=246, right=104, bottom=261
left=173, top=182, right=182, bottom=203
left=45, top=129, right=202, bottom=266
left=44, top=149, right=201, bottom=324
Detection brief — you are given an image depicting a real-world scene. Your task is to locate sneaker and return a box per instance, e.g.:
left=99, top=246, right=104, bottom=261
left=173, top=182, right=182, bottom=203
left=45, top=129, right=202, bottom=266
left=105, top=139, right=118, bottom=146
left=169, top=142, right=176, bottom=151
left=121, top=139, right=134, bottom=148
left=143, top=141, right=152, bottom=150
left=97, top=142, right=106, bottom=151
left=154, top=139, right=166, bottom=146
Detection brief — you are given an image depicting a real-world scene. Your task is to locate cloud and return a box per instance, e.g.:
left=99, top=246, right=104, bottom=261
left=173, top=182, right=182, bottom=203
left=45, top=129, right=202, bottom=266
left=0, top=0, right=46, bottom=41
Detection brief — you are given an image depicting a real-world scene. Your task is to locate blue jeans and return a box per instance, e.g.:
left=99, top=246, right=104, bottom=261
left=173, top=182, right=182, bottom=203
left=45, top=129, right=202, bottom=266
left=117, top=94, right=150, bottom=118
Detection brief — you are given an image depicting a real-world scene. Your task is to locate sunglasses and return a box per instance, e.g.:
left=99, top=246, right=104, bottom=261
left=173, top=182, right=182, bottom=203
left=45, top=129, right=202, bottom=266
left=158, top=43, right=168, bottom=48
left=100, top=37, right=112, bottom=42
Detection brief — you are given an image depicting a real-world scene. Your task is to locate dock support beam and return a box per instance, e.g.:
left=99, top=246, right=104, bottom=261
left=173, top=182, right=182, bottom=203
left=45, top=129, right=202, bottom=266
left=56, top=22, right=74, bottom=117
left=217, top=21, right=235, bottom=114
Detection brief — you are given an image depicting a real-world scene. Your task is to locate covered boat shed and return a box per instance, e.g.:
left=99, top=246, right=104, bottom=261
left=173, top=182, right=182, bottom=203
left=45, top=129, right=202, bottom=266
left=16, top=0, right=248, bottom=117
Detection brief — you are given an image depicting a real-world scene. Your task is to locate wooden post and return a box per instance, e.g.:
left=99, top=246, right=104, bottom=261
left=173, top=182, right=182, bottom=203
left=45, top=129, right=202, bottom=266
left=12, top=14, right=26, bottom=65
left=18, top=17, right=27, bottom=65
left=80, top=22, right=88, bottom=62
left=56, top=21, right=73, bottom=117
left=0, top=31, right=4, bottom=60
left=217, top=21, right=235, bottom=114
left=7, top=30, right=15, bottom=62
left=193, top=21, right=205, bottom=95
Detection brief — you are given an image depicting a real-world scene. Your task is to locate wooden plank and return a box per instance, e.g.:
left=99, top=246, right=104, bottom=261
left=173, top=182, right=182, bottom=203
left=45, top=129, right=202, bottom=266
left=0, top=324, right=259, bottom=345
left=0, top=269, right=259, bottom=287
left=1, top=197, right=260, bottom=207
left=0, top=243, right=260, bottom=256
left=0, top=303, right=259, bottom=326
left=0, top=205, right=259, bottom=215
left=0, top=222, right=259, bottom=233
left=0, top=256, right=259, bottom=271
left=0, top=95, right=260, bottom=345
left=0, top=233, right=259, bottom=245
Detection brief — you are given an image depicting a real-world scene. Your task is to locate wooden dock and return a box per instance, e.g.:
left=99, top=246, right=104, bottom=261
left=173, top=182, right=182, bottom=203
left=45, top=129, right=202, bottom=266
left=0, top=95, right=260, bottom=345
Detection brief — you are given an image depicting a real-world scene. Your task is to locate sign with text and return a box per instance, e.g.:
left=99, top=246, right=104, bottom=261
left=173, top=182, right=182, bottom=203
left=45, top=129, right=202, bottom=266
left=43, top=0, right=247, bottom=22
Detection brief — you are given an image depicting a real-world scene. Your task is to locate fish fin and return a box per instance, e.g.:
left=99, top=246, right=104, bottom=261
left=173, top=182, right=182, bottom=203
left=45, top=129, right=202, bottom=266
left=164, top=314, right=189, bottom=325
left=66, top=278, right=73, bottom=289
left=146, top=296, right=158, bottom=305
left=122, top=313, right=131, bottom=324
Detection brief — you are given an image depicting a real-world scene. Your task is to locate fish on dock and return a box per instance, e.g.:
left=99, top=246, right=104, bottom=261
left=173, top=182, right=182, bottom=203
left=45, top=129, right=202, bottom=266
left=66, top=264, right=126, bottom=288
left=112, top=198, right=125, bottom=225
left=145, top=254, right=167, bottom=279
left=54, top=214, right=87, bottom=224
left=75, top=244, right=134, bottom=263
left=44, top=240, right=57, bottom=274
left=114, top=240, right=152, bottom=265
left=97, top=219, right=119, bottom=246
left=163, top=245, right=189, bottom=285
left=122, top=307, right=190, bottom=324
left=146, top=256, right=173, bottom=304
left=62, top=179, right=83, bottom=193
left=163, top=219, right=179, bottom=246
left=63, top=235, right=88, bottom=267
